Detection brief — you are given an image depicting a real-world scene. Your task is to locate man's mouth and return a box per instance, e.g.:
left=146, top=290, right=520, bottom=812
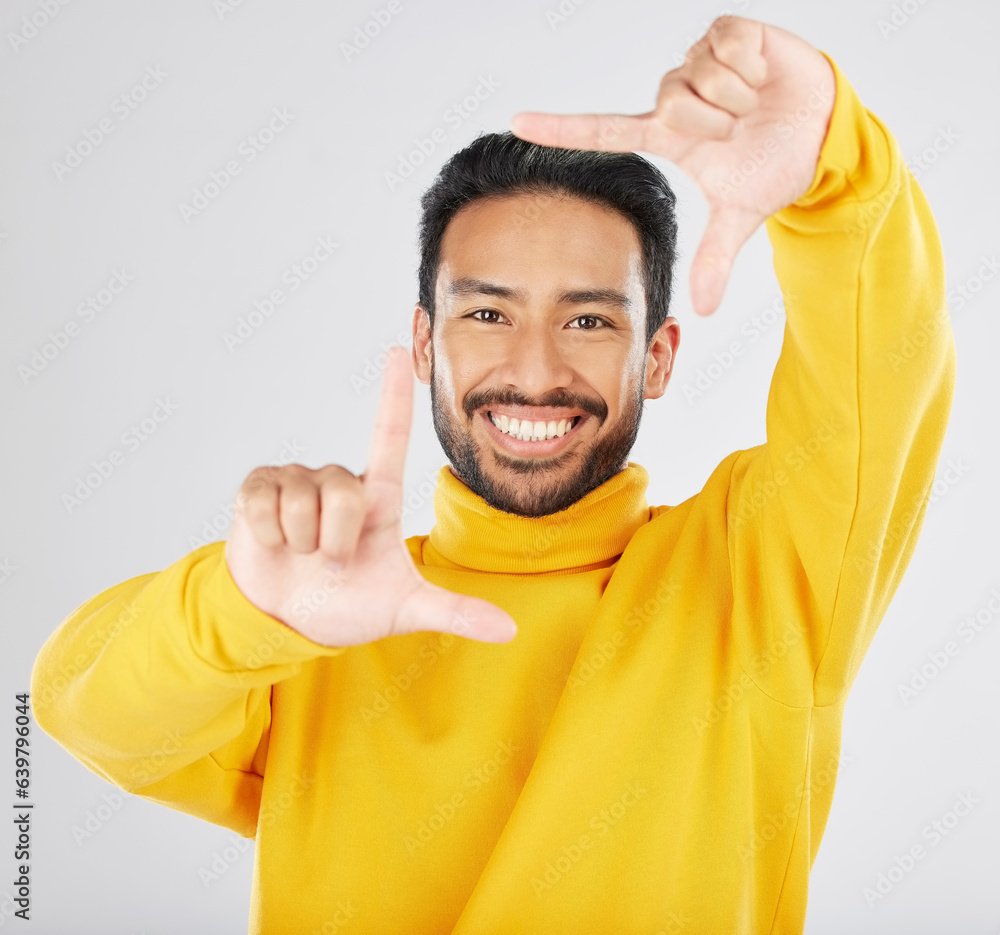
left=487, top=411, right=582, bottom=442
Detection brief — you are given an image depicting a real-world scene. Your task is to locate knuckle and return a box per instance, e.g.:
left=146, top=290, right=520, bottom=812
left=683, top=42, right=705, bottom=66
left=318, top=464, right=359, bottom=485
left=713, top=33, right=743, bottom=61
left=658, top=79, right=681, bottom=104
left=709, top=13, right=737, bottom=32
left=283, top=491, right=317, bottom=516
left=281, top=462, right=312, bottom=479
left=657, top=89, right=683, bottom=120
left=696, top=69, right=726, bottom=101
left=243, top=495, right=276, bottom=525
left=323, top=485, right=363, bottom=513
left=237, top=480, right=270, bottom=510
left=245, top=465, right=279, bottom=489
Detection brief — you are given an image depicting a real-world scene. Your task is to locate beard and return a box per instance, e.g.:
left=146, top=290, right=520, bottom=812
left=429, top=361, right=645, bottom=518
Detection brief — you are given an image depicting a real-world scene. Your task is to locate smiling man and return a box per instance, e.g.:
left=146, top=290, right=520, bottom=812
left=32, top=15, right=955, bottom=935
left=422, top=180, right=674, bottom=518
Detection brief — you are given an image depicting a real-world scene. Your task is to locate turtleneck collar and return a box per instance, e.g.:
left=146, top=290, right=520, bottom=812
left=424, top=462, right=652, bottom=575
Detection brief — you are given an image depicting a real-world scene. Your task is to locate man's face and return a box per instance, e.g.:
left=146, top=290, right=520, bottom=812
left=413, top=191, right=678, bottom=518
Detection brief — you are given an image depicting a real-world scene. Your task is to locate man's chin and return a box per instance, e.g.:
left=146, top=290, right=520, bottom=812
left=477, top=482, right=582, bottom=518
left=455, top=447, right=607, bottom=518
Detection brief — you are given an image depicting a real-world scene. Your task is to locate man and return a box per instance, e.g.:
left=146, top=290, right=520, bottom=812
left=32, top=15, right=955, bottom=934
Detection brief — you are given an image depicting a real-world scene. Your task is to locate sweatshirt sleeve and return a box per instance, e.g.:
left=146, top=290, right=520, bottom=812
left=30, top=540, right=346, bottom=838
left=726, top=53, right=957, bottom=708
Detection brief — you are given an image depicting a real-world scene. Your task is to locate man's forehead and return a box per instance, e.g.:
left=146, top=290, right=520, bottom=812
left=435, top=194, right=645, bottom=310
left=440, top=190, right=641, bottom=245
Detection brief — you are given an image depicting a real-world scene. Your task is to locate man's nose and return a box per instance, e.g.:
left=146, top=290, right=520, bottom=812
left=498, top=324, right=575, bottom=397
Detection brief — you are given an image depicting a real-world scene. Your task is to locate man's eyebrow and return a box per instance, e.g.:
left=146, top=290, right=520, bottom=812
left=447, top=278, right=526, bottom=302
left=446, top=277, right=632, bottom=311
left=557, top=288, right=632, bottom=311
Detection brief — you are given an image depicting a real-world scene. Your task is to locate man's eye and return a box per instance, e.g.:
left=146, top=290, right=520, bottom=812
left=568, top=315, right=606, bottom=330
left=469, top=309, right=505, bottom=324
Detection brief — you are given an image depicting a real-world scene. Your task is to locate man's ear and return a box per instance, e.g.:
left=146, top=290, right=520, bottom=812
left=412, top=304, right=433, bottom=385
left=643, top=316, right=680, bottom=400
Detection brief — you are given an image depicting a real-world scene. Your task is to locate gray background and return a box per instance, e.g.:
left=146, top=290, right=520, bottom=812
left=1, top=0, right=997, bottom=931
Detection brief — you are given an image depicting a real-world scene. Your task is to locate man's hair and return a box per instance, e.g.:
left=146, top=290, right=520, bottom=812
left=417, top=131, right=679, bottom=349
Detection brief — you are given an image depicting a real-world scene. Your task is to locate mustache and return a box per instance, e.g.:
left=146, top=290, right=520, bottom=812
left=463, top=386, right=608, bottom=424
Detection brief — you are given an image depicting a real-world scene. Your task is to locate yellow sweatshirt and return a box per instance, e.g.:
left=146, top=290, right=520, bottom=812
left=32, top=54, right=956, bottom=935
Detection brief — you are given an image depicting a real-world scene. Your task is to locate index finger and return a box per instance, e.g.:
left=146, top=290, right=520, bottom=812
left=365, top=345, right=413, bottom=490
left=510, top=110, right=654, bottom=153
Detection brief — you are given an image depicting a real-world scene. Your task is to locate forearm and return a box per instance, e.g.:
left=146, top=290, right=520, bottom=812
left=731, top=54, right=957, bottom=704
left=31, top=541, right=343, bottom=791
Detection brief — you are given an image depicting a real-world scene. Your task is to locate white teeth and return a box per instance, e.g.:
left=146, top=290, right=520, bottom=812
left=489, top=412, right=578, bottom=441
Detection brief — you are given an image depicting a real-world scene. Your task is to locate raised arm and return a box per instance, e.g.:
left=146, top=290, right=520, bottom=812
left=730, top=56, right=956, bottom=704
left=510, top=15, right=956, bottom=704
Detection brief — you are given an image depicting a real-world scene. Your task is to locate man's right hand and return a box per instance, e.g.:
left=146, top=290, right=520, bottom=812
left=224, top=346, right=518, bottom=648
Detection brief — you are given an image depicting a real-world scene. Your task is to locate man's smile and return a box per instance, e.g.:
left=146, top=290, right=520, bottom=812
left=479, top=406, right=589, bottom=455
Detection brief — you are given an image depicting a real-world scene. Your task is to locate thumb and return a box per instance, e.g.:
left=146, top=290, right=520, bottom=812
left=396, top=580, right=518, bottom=643
left=689, top=207, right=760, bottom=317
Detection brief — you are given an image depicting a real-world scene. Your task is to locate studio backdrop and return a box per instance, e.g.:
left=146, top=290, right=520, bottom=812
left=1, top=0, right=997, bottom=932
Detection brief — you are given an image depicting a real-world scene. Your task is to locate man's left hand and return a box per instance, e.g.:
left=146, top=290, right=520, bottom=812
left=510, top=16, right=835, bottom=317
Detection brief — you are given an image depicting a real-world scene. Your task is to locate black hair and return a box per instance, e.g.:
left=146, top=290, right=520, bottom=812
left=417, top=130, right=678, bottom=348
